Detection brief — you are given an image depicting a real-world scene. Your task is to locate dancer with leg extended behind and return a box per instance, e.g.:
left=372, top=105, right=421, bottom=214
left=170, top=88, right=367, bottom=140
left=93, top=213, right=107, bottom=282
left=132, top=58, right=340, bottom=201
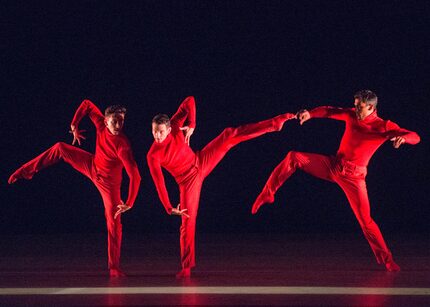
left=8, top=99, right=141, bottom=277
left=147, top=96, right=295, bottom=278
left=252, top=90, right=420, bottom=271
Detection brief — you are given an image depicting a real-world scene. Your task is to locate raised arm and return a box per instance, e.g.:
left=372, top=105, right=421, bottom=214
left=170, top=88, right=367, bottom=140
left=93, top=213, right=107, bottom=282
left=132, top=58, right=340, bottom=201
left=147, top=154, right=174, bottom=214
left=170, top=96, right=196, bottom=130
left=70, top=99, right=105, bottom=132
left=386, top=120, right=421, bottom=148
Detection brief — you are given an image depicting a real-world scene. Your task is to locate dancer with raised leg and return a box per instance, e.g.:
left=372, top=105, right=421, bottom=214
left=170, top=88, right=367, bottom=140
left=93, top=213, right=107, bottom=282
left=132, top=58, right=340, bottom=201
left=8, top=99, right=141, bottom=277
left=147, top=96, right=295, bottom=278
left=252, top=90, right=420, bottom=272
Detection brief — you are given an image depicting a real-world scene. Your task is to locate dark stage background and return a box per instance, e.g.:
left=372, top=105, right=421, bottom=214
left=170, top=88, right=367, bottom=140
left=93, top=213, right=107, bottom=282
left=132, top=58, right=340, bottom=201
left=2, top=1, right=429, bottom=237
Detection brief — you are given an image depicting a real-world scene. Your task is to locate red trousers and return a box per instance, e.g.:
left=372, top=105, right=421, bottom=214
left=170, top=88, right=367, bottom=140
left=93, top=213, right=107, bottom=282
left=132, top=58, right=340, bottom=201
left=260, top=151, right=393, bottom=264
left=14, top=142, right=122, bottom=270
left=177, top=117, right=284, bottom=268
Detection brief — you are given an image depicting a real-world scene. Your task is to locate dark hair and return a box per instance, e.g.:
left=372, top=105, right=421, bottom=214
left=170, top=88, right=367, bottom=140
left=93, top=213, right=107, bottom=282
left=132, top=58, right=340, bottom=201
left=354, top=90, right=378, bottom=108
left=152, top=114, right=171, bottom=127
left=105, top=105, right=127, bottom=117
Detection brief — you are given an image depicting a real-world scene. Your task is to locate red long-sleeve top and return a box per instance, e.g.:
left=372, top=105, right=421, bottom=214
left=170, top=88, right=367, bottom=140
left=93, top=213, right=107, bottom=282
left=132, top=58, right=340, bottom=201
left=71, top=99, right=141, bottom=207
left=309, top=106, right=421, bottom=166
left=147, top=96, right=197, bottom=214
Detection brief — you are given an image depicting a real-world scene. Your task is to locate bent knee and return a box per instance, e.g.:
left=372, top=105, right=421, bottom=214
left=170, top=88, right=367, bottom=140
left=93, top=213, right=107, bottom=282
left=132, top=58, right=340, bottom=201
left=221, top=127, right=236, bottom=138
left=52, top=142, right=74, bottom=154
left=53, top=142, right=67, bottom=150
left=284, top=151, right=304, bottom=166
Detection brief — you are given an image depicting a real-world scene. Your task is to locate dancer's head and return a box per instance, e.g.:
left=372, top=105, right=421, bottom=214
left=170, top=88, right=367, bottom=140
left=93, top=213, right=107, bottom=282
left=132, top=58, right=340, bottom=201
left=152, top=114, right=171, bottom=143
left=354, top=90, right=378, bottom=120
left=104, top=105, right=126, bottom=135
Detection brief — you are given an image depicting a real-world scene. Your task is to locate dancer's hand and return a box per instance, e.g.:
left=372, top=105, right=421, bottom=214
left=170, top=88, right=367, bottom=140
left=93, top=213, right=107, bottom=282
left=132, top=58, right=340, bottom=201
left=70, top=125, right=86, bottom=146
left=297, top=110, right=310, bottom=125
left=179, top=126, right=194, bottom=145
left=390, top=136, right=405, bottom=149
left=171, top=204, right=190, bottom=218
left=114, top=201, right=131, bottom=219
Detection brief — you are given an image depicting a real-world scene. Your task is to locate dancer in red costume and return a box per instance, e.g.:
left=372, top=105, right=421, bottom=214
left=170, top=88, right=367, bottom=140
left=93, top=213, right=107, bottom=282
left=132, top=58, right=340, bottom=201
left=147, top=96, right=295, bottom=278
left=8, top=100, right=141, bottom=277
left=252, top=90, right=420, bottom=272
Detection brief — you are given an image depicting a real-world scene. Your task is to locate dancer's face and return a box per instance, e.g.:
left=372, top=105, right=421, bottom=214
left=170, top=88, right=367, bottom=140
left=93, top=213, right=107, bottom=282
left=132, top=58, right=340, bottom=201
left=105, top=114, right=125, bottom=135
left=354, top=98, right=374, bottom=120
left=152, top=123, right=171, bottom=143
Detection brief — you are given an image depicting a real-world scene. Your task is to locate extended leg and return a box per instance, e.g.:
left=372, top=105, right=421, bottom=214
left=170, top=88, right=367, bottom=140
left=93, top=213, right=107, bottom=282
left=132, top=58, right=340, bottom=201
left=252, top=152, right=333, bottom=214
left=199, top=113, right=295, bottom=178
left=336, top=177, right=400, bottom=271
left=8, top=142, right=93, bottom=183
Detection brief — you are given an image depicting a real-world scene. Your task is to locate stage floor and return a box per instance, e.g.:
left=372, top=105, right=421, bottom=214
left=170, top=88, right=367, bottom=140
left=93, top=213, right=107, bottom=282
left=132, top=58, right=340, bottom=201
left=0, top=233, right=429, bottom=306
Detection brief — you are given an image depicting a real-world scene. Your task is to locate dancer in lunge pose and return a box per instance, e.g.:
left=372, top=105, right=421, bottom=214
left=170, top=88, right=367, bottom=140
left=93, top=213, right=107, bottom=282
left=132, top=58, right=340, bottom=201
left=252, top=90, right=420, bottom=272
left=147, top=96, right=295, bottom=278
left=8, top=99, right=141, bottom=277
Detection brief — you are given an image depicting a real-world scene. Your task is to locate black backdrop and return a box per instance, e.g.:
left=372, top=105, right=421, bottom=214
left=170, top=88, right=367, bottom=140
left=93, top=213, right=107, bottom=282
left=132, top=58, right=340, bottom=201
left=2, top=1, right=428, bottom=235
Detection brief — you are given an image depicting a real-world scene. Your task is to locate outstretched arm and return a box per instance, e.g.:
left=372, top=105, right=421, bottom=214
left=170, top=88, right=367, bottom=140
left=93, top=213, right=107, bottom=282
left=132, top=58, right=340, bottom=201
left=70, top=99, right=105, bottom=145
left=386, top=121, right=420, bottom=148
left=298, top=106, right=349, bottom=125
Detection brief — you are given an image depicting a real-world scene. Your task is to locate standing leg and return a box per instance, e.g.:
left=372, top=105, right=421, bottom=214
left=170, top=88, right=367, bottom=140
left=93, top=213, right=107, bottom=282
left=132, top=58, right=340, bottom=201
left=177, top=173, right=202, bottom=278
left=95, top=181, right=124, bottom=277
left=174, top=114, right=293, bottom=278
left=336, top=177, right=400, bottom=271
left=199, top=113, right=295, bottom=178
left=8, top=142, right=93, bottom=183
left=252, top=151, right=334, bottom=214
left=6, top=142, right=127, bottom=273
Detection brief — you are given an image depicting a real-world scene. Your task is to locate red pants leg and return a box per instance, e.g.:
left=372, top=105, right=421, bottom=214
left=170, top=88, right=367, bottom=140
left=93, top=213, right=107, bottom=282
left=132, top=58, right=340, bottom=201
left=334, top=174, right=393, bottom=264
left=252, top=151, right=333, bottom=212
left=11, top=142, right=123, bottom=270
left=176, top=115, right=290, bottom=269
left=178, top=169, right=202, bottom=269
left=11, top=142, right=94, bottom=180
left=94, top=181, right=123, bottom=270
left=199, top=115, right=290, bottom=178
left=254, top=151, right=394, bottom=265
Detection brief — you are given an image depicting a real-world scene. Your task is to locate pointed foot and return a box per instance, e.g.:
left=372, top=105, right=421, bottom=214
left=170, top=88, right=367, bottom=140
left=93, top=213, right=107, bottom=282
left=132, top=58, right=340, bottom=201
left=251, top=188, right=275, bottom=214
left=8, top=168, right=33, bottom=184
left=273, top=113, right=296, bottom=131
left=109, top=268, right=126, bottom=277
left=385, top=260, right=401, bottom=272
left=8, top=174, right=18, bottom=184
left=176, top=268, right=191, bottom=279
